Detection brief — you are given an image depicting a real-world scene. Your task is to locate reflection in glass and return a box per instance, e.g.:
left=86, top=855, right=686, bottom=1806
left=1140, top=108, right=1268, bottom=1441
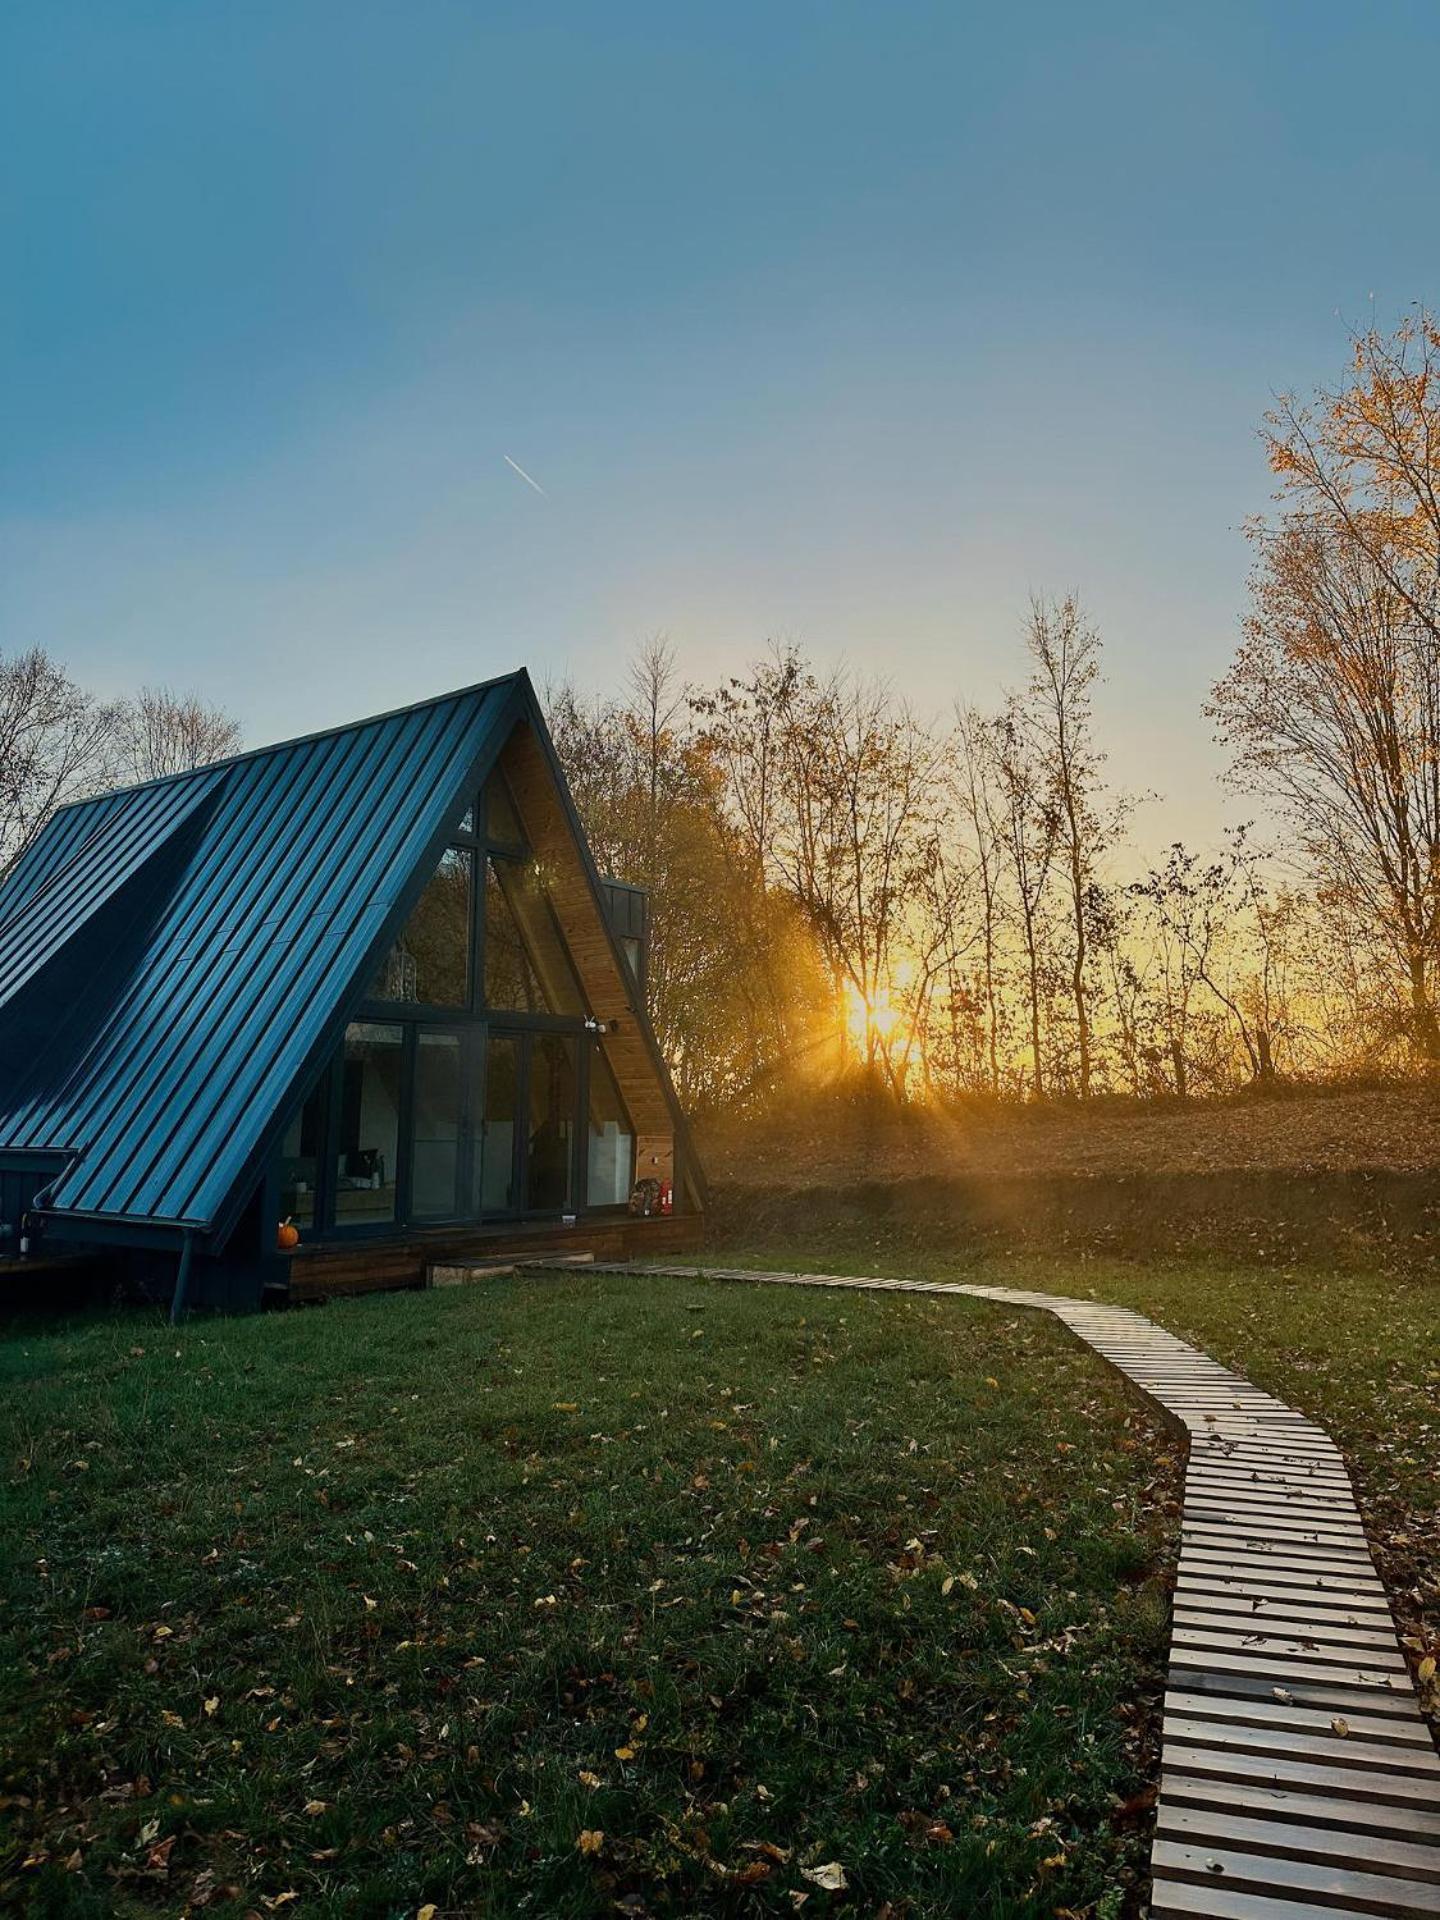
left=334, top=1023, right=403, bottom=1224
left=586, top=1045, right=634, bottom=1207
left=527, top=1034, right=577, bottom=1211
left=479, top=1034, right=519, bottom=1214
left=483, top=858, right=586, bottom=1014
left=278, top=1081, right=324, bottom=1229
left=371, top=846, right=472, bottom=1006
left=412, top=1030, right=463, bottom=1218
left=483, top=772, right=525, bottom=845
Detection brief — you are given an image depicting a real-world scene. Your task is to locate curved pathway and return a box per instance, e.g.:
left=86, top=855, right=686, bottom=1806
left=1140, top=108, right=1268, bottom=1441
left=581, top=1262, right=1440, bottom=1919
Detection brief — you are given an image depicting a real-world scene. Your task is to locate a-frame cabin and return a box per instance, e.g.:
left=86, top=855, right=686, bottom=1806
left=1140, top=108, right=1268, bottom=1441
left=0, top=672, right=704, bottom=1310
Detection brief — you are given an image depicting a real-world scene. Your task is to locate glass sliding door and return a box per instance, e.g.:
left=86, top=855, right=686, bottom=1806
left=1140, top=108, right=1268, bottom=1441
left=333, top=1022, right=404, bottom=1225
left=411, top=1028, right=465, bottom=1219
left=278, top=1077, right=326, bottom=1229
left=585, top=1043, right=634, bottom=1208
left=526, top=1033, right=577, bottom=1212
left=477, top=1032, right=520, bottom=1216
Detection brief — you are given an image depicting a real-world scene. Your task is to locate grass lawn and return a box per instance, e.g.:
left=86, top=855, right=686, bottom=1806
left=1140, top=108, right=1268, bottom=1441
left=1, top=1272, right=1177, bottom=1919
left=695, top=1232, right=1440, bottom=1731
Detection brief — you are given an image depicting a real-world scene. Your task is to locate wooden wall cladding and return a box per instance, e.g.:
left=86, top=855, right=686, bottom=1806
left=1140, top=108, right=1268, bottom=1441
left=289, top=1211, right=702, bottom=1300
left=498, top=722, right=675, bottom=1154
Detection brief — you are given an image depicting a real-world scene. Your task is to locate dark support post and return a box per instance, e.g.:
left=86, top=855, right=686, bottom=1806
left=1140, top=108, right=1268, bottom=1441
left=169, top=1229, right=196, bottom=1326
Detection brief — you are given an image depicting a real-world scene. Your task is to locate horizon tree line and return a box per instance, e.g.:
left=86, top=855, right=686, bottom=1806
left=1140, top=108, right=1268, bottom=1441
left=5, top=307, right=1440, bottom=1112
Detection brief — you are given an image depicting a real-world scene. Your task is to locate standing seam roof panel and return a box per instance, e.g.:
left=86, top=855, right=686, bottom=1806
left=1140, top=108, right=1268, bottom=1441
left=62, top=717, right=417, bottom=1208
left=128, top=701, right=485, bottom=1220
left=0, top=737, right=337, bottom=1149
left=0, top=773, right=223, bottom=1007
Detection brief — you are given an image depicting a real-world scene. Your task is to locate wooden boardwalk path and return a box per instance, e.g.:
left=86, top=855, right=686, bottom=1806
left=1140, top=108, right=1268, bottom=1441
left=580, top=1262, right=1440, bottom=1918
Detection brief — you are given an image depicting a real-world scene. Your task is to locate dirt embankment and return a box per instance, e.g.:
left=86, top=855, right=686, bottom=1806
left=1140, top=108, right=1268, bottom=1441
left=700, top=1085, right=1440, bottom=1267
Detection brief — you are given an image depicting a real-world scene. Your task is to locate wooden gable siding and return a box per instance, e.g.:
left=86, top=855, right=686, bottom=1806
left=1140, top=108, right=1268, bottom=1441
left=498, top=723, right=676, bottom=1189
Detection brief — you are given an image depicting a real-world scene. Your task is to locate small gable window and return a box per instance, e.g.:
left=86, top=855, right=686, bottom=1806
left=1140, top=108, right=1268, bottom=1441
left=482, top=771, right=525, bottom=847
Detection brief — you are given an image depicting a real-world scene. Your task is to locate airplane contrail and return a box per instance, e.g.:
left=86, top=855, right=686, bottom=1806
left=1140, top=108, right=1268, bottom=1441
left=504, top=454, right=547, bottom=497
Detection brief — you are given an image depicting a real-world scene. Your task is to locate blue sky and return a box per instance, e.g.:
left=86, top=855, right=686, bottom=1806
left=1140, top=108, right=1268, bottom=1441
left=3, top=1, right=1438, bottom=849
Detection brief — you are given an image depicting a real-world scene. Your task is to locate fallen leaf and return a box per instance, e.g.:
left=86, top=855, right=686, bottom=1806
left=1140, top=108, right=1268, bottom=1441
left=145, top=1834, right=176, bottom=1872
left=576, top=1828, right=604, bottom=1856
left=801, top=1862, right=848, bottom=1891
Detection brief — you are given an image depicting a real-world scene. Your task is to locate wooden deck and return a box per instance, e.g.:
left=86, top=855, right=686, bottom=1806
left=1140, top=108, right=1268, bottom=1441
left=573, top=1263, right=1440, bottom=1920
left=287, top=1210, right=702, bottom=1300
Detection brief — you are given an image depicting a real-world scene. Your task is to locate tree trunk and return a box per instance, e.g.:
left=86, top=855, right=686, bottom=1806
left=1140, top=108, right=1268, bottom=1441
left=1409, top=952, right=1440, bottom=1062
left=1026, top=942, right=1044, bottom=1098
left=1170, top=1038, right=1188, bottom=1100
left=1067, top=842, right=1091, bottom=1097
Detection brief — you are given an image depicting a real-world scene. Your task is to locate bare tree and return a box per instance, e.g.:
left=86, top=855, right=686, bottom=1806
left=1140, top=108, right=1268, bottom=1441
left=114, top=686, right=243, bottom=783
left=950, top=703, right=1007, bottom=1093
left=1134, top=832, right=1283, bottom=1084
left=0, top=648, right=118, bottom=869
left=1212, top=517, right=1440, bottom=1059
left=1022, top=595, right=1119, bottom=1097
left=990, top=701, right=1057, bottom=1096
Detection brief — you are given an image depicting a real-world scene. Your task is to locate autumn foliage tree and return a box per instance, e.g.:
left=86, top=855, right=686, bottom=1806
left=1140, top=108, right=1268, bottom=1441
left=1212, top=308, right=1440, bottom=1062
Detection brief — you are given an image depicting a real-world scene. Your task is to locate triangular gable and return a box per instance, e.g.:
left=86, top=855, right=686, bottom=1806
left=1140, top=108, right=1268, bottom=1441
left=497, top=691, right=707, bottom=1210
left=0, top=677, right=522, bottom=1230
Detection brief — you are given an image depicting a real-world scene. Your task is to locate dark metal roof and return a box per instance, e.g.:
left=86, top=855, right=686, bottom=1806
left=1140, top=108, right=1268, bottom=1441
left=0, top=674, right=522, bottom=1231
left=0, top=772, right=223, bottom=1009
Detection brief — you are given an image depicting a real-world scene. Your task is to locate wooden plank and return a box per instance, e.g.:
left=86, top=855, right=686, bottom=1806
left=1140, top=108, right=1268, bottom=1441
left=1173, top=1607, right=1406, bottom=1653
left=1163, top=1743, right=1438, bottom=1805
left=1169, top=1666, right=1422, bottom=1720
left=1163, top=1714, right=1440, bottom=1777
left=1150, top=1878, right=1408, bottom=1919
left=1170, top=1626, right=1408, bottom=1675
left=1174, top=1582, right=1394, bottom=1623
left=1165, top=1691, right=1437, bottom=1749
left=1155, top=1805, right=1440, bottom=1883
left=1176, top=1554, right=1389, bottom=1597
left=1152, top=1839, right=1440, bottom=1916
left=1168, top=1650, right=1412, bottom=1697
left=1179, top=1532, right=1379, bottom=1570
left=1162, top=1772, right=1440, bottom=1842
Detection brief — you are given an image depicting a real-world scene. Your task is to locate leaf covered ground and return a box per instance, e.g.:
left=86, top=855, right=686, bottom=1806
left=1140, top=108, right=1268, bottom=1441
left=699, top=1238, right=1440, bottom=1736
left=1, top=1273, right=1178, bottom=1918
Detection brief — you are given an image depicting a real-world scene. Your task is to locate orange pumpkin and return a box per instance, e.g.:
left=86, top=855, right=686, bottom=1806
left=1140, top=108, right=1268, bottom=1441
left=276, top=1220, right=300, bottom=1252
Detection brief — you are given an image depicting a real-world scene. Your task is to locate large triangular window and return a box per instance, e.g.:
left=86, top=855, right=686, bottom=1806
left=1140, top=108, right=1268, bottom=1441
left=483, top=855, right=586, bottom=1014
